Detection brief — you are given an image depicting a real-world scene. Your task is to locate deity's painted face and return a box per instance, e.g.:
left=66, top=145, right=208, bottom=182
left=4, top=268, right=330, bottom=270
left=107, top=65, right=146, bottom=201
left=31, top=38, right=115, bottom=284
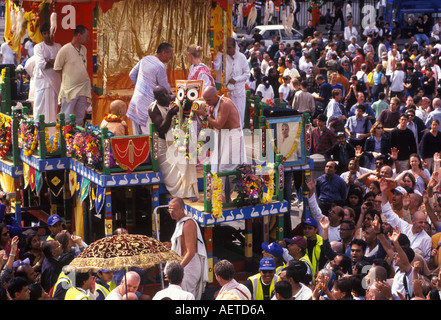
left=175, top=80, right=203, bottom=115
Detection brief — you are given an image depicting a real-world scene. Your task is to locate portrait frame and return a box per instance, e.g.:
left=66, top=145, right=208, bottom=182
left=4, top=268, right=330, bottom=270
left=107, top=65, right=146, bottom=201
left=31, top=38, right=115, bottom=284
left=264, top=115, right=306, bottom=166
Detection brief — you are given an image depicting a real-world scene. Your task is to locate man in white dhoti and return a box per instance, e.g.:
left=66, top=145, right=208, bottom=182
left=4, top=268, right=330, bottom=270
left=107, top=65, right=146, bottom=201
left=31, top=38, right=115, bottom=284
left=32, top=23, right=61, bottom=126
left=163, top=198, right=208, bottom=300
left=148, top=86, right=199, bottom=200
left=213, top=37, right=250, bottom=127
left=193, top=86, right=245, bottom=198
left=127, top=43, right=173, bottom=135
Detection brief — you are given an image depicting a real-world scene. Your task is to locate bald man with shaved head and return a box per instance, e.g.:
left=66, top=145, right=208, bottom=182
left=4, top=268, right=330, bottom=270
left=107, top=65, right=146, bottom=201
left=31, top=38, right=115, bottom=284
left=193, top=86, right=245, bottom=197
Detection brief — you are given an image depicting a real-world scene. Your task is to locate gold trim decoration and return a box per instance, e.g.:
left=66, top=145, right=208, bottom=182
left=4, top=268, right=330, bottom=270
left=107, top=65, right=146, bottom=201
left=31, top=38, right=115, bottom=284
left=66, top=234, right=182, bottom=272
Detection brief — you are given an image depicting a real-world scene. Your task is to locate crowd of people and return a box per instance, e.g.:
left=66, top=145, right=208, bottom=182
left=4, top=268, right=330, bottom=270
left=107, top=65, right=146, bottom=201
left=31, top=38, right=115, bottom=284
left=2, top=0, right=441, bottom=302
left=216, top=3, right=441, bottom=300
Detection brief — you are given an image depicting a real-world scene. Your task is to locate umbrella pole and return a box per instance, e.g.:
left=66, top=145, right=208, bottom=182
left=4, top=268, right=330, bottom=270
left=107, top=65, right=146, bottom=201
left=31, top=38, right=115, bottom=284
left=153, top=205, right=169, bottom=290
left=124, top=268, right=128, bottom=297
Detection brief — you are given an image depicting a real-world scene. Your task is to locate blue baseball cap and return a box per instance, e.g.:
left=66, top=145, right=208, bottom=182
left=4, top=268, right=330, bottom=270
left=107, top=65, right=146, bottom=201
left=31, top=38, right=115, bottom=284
left=261, top=242, right=283, bottom=258
left=302, top=217, right=318, bottom=228
left=259, top=257, right=276, bottom=271
left=47, top=214, right=62, bottom=226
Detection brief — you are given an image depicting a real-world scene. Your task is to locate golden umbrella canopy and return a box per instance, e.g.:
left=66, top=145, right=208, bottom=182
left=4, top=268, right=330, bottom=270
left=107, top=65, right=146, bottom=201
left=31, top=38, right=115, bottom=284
left=66, top=234, right=181, bottom=272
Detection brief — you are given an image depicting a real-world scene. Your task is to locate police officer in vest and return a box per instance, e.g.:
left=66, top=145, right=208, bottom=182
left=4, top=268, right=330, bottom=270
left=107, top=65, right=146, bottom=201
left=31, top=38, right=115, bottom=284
left=65, top=271, right=97, bottom=300
left=282, top=236, right=313, bottom=283
left=261, top=242, right=285, bottom=275
left=245, top=257, right=278, bottom=300
left=45, top=215, right=63, bottom=242
left=51, top=270, right=72, bottom=299
left=95, top=269, right=116, bottom=300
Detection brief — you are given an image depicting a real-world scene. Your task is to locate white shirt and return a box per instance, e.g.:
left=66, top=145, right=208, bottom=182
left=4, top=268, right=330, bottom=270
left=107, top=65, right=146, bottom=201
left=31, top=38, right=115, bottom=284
left=24, top=40, right=34, bottom=57
left=271, top=283, right=312, bottom=300
left=279, top=84, right=291, bottom=102
left=432, top=22, right=441, bottom=39
left=308, top=192, right=342, bottom=242
left=216, top=279, right=251, bottom=300
left=283, top=67, right=300, bottom=80
left=105, top=289, right=123, bottom=300
left=213, top=47, right=250, bottom=93
left=299, top=59, right=313, bottom=74
left=415, top=106, right=428, bottom=123
left=33, top=41, right=62, bottom=91
left=390, top=70, right=405, bottom=92
left=344, top=26, right=358, bottom=41
left=1, top=42, right=16, bottom=65
left=261, top=59, right=270, bottom=76
left=392, top=266, right=414, bottom=300
left=430, top=63, right=441, bottom=81
left=256, top=83, right=274, bottom=102
left=381, top=202, right=432, bottom=262
left=152, top=284, right=195, bottom=300
left=293, top=283, right=313, bottom=300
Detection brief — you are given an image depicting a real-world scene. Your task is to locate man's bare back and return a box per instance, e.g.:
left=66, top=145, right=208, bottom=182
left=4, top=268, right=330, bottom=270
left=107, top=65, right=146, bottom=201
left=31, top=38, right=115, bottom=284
left=208, top=96, right=241, bottom=130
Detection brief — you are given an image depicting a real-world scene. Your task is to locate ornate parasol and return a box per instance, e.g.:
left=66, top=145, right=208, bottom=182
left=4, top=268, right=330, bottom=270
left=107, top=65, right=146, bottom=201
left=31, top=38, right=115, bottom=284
left=65, top=234, right=181, bottom=272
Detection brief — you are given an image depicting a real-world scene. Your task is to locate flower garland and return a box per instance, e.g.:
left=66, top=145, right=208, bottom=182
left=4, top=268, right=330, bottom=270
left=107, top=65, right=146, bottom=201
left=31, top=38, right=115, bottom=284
left=45, top=124, right=60, bottom=154
left=171, top=101, right=208, bottom=160
left=211, top=172, right=223, bottom=219
left=258, top=163, right=275, bottom=204
left=266, top=120, right=302, bottom=162
left=232, top=164, right=265, bottom=207
left=20, top=119, right=39, bottom=157
left=103, top=114, right=129, bottom=136
left=63, top=123, right=102, bottom=168
left=0, top=114, right=12, bottom=158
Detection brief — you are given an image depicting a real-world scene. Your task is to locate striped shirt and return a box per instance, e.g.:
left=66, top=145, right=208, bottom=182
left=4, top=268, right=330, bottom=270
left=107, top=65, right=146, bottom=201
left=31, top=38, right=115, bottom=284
left=127, top=55, right=171, bottom=129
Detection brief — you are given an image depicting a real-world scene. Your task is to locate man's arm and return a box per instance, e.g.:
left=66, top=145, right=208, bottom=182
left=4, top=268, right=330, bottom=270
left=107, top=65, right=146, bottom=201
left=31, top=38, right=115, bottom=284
left=390, top=227, right=412, bottom=273
left=305, top=178, right=325, bottom=226
left=380, top=178, right=405, bottom=230
left=148, top=103, right=178, bottom=137
left=129, top=61, right=140, bottom=85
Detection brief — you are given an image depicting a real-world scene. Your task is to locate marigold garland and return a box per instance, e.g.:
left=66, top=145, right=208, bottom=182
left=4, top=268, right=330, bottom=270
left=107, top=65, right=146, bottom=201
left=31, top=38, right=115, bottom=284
left=23, top=127, right=38, bottom=157
left=103, top=114, right=129, bottom=136
left=259, top=163, right=275, bottom=204
left=211, top=172, right=223, bottom=219
left=45, top=124, right=60, bottom=154
left=20, top=119, right=38, bottom=157
left=0, top=114, right=12, bottom=158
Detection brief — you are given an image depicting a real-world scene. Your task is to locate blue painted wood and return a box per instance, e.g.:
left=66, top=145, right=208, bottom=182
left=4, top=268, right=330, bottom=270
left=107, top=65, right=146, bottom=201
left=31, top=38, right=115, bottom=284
left=69, top=158, right=162, bottom=188
left=184, top=200, right=289, bottom=226
left=0, top=159, right=23, bottom=177
left=20, top=150, right=69, bottom=172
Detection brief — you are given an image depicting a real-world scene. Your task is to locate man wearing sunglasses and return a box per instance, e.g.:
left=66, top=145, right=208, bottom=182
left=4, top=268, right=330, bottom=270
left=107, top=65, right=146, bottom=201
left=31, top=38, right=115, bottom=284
left=245, top=257, right=278, bottom=300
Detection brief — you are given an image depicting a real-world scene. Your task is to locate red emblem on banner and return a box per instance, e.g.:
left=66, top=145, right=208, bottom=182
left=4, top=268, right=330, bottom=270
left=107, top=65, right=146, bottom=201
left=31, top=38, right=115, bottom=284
left=110, top=135, right=150, bottom=173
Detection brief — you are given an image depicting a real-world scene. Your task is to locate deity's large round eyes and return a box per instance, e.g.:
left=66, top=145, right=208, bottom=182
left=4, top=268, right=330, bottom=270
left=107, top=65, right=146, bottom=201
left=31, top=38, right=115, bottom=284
left=177, top=88, right=185, bottom=101
left=186, top=88, right=199, bottom=101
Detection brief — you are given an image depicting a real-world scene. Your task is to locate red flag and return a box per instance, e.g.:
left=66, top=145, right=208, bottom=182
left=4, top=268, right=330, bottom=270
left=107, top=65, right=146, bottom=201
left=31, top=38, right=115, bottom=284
left=110, top=135, right=150, bottom=173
